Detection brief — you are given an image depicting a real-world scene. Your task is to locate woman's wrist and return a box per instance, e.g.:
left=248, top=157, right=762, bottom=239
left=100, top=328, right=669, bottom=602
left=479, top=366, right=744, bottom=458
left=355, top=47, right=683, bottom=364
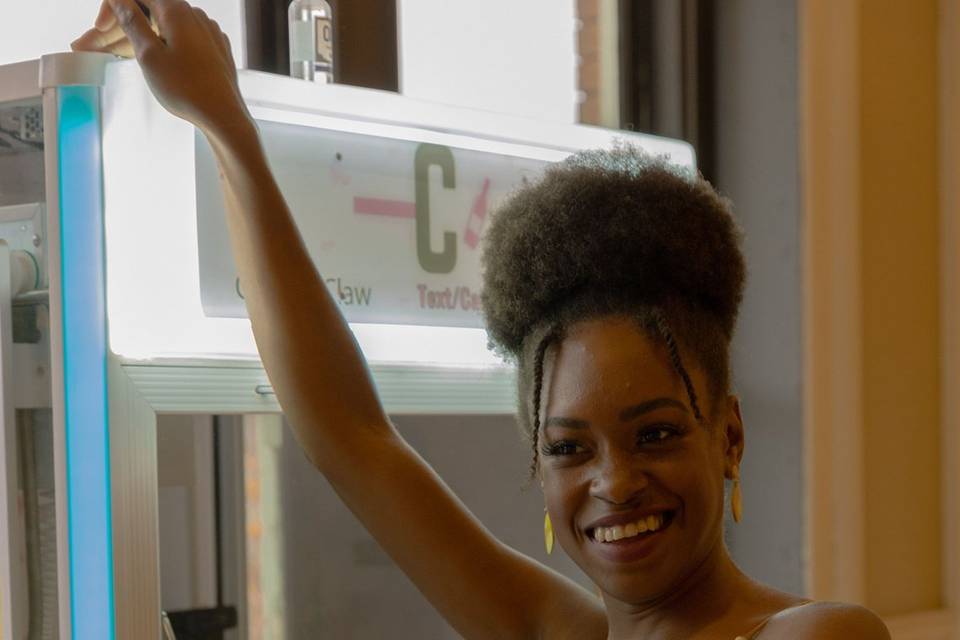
left=201, top=104, right=260, bottom=151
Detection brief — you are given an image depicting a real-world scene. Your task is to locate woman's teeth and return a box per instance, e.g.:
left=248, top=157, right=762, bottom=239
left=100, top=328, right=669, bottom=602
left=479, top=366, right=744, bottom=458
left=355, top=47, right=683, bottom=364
left=592, top=514, right=665, bottom=543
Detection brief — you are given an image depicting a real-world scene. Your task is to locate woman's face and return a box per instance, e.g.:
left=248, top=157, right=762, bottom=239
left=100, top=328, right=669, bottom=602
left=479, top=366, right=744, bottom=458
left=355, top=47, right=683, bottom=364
left=538, top=315, right=743, bottom=604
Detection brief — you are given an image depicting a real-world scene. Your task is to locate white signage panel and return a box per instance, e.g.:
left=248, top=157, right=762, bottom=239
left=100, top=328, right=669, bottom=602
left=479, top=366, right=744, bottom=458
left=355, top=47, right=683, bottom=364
left=101, top=60, right=692, bottom=363
left=196, top=122, right=551, bottom=328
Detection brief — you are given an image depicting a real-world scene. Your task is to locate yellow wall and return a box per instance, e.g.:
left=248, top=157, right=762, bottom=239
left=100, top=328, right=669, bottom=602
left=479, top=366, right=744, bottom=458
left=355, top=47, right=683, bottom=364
left=859, top=0, right=942, bottom=614
left=803, top=0, right=945, bottom=618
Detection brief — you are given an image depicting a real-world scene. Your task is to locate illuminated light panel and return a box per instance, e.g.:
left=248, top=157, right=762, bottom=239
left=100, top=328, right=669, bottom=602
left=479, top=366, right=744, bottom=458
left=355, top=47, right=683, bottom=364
left=101, top=60, right=694, bottom=366
left=57, top=86, right=114, bottom=639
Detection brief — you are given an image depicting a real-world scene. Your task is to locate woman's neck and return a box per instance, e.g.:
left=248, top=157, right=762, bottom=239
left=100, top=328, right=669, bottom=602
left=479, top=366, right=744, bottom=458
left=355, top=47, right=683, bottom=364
left=602, top=540, right=751, bottom=640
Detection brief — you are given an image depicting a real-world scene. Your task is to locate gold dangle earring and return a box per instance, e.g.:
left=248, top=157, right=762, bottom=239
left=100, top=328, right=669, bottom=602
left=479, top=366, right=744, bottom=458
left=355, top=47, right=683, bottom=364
left=731, top=465, right=743, bottom=523
left=544, top=508, right=555, bottom=555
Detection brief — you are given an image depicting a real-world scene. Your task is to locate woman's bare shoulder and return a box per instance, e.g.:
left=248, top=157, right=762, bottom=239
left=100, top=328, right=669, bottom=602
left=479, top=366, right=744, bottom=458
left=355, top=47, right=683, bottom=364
left=760, top=601, right=890, bottom=640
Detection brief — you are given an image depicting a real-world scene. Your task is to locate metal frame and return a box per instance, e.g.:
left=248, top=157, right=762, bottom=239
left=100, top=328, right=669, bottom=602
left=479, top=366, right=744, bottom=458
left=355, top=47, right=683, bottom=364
left=119, top=358, right=517, bottom=415
left=41, top=52, right=117, bottom=640
left=0, top=243, right=29, bottom=640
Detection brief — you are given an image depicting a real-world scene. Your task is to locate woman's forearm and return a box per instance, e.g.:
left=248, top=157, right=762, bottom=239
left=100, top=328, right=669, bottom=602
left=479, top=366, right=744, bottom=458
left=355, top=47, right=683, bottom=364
left=204, top=116, right=394, bottom=465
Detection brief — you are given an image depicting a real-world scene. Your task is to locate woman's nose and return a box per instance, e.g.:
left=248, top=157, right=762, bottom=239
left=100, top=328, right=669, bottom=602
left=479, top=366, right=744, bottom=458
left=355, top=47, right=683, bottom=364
left=588, top=450, right=649, bottom=505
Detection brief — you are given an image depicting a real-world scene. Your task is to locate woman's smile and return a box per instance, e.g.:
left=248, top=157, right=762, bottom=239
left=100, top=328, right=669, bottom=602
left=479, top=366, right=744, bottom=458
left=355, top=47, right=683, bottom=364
left=584, top=509, right=677, bottom=563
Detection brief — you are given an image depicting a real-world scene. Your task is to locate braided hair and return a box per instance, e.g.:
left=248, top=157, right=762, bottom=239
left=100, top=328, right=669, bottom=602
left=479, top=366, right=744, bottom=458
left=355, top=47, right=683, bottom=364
left=480, top=144, right=745, bottom=474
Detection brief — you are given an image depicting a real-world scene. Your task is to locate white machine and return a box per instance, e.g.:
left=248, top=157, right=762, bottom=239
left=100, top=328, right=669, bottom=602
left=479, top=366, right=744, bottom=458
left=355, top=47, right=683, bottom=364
left=0, top=52, right=693, bottom=639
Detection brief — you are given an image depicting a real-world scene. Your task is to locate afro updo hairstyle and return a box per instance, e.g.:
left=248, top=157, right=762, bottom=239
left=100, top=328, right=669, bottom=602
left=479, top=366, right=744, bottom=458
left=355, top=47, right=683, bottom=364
left=480, top=144, right=746, bottom=474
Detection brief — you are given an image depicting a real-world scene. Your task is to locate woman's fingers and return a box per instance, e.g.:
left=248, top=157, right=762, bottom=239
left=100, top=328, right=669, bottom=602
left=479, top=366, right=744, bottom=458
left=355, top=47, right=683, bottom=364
left=94, top=1, right=117, bottom=31
left=104, top=0, right=162, bottom=60
left=185, top=6, right=238, bottom=83
left=192, top=7, right=220, bottom=52
left=139, top=0, right=194, bottom=47
left=193, top=8, right=231, bottom=67
left=71, top=5, right=163, bottom=56
left=103, top=40, right=137, bottom=59
left=70, top=28, right=110, bottom=52
left=72, top=0, right=250, bottom=133
left=71, top=23, right=150, bottom=59
left=71, top=22, right=128, bottom=52
left=221, top=33, right=237, bottom=72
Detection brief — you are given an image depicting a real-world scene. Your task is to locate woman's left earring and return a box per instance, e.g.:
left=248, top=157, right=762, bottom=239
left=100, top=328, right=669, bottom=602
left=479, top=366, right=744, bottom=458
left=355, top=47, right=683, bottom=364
left=544, top=509, right=555, bottom=555
left=731, top=465, right=743, bottom=523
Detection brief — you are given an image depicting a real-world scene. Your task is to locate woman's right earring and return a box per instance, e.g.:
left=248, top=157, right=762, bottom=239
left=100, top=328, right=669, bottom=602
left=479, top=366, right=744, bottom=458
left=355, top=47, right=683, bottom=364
left=544, top=509, right=555, bottom=555
left=731, top=465, right=743, bottom=523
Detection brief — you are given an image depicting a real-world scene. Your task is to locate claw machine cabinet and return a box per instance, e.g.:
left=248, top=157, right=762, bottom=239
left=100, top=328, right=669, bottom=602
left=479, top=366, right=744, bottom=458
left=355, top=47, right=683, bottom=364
left=0, top=52, right=693, bottom=639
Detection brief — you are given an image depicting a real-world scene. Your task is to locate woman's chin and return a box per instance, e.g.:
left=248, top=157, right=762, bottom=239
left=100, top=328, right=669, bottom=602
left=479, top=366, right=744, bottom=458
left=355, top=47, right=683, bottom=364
left=578, top=559, right=684, bottom=606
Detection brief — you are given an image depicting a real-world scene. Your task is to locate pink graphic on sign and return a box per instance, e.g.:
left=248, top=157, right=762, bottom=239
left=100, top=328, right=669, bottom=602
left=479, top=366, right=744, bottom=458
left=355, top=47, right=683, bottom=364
left=464, top=178, right=490, bottom=249
left=353, top=197, right=416, bottom=219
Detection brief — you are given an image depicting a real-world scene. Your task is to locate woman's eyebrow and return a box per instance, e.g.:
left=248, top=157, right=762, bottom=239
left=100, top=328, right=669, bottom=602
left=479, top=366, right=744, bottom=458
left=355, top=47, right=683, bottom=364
left=544, top=416, right=590, bottom=430
left=544, top=397, right=689, bottom=430
left=619, top=397, right=689, bottom=421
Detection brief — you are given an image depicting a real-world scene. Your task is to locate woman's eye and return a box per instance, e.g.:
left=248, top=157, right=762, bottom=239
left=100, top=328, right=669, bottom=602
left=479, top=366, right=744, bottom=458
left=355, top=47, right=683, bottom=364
left=542, top=440, right=586, bottom=456
left=637, top=426, right=678, bottom=445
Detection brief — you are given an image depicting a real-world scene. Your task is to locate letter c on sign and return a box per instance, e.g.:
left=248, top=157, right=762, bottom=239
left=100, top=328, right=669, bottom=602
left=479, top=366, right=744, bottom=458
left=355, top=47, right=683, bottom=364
left=414, top=144, right=457, bottom=273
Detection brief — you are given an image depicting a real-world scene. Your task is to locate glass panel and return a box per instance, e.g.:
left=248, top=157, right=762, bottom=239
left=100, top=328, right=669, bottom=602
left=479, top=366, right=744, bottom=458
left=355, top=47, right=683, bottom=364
left=156, top=415, right=238, bottom=640
left=156, top=413, right=592, bottom=639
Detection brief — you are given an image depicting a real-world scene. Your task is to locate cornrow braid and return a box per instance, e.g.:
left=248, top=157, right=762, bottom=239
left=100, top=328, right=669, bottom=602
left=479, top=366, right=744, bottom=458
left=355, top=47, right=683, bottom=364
left=651, top=310, right=704, bottom=422
left=530, top=327, right=558, bottom=478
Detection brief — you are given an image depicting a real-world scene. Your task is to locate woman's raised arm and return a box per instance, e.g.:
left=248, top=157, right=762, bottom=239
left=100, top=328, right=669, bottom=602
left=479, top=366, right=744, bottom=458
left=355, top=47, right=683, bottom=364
left=71, top=2, right=605, bottom=638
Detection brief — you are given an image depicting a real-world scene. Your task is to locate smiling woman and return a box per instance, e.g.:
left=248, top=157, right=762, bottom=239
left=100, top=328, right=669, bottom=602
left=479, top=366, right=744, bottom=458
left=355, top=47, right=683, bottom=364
left=477, top=150, right=890, bottom=639
left=68, top=1, right=892, bottom=638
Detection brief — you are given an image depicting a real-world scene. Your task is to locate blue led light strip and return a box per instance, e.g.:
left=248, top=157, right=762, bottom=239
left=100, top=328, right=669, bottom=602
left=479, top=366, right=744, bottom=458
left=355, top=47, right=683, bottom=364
left=56, top=85, right=115, bottom=640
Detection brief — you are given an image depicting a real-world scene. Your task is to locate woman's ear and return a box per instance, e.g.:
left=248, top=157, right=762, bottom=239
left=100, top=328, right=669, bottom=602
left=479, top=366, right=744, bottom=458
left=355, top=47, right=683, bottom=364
left=723, top=395, right=745, bottom=478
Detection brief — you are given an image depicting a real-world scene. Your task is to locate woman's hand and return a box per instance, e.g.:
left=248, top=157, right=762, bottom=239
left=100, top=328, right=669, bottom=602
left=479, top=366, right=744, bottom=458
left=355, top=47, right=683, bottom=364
left=70, top=0, right=252, bottom=138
